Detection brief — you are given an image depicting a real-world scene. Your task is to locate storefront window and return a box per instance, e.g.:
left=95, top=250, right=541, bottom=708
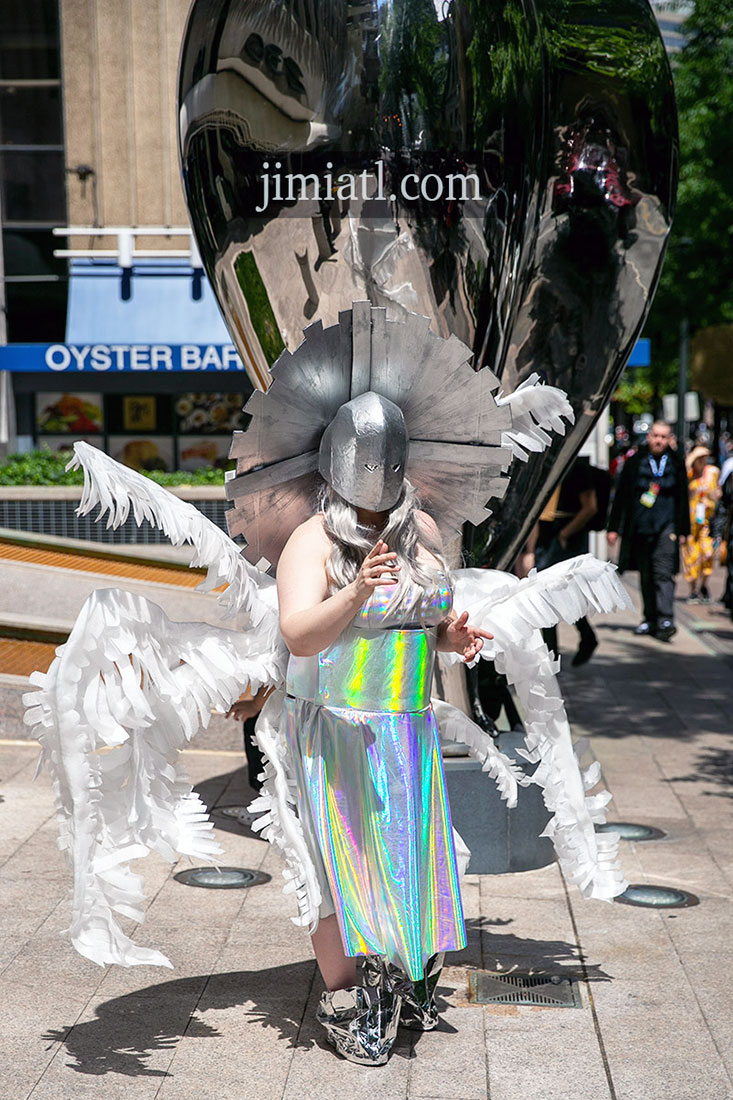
left=175, top=392, right=245, bottom=434
left=32, top=392, right=244, bottom=472
left=108, top=437, right=175, bottom=473
left=36, top=392, right=103, bottom=436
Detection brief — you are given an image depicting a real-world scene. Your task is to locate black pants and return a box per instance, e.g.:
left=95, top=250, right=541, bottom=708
left=243, top=716, right=264, bottom=792
left=633, top=524, right=676, bottom=626
left=536, top=532, right=597, bottom=657
left=543, top=616, right=596, bottom=659
left=469, top=660, right=522, bottom=732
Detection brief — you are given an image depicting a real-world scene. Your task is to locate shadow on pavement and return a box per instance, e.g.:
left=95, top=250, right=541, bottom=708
left=461, top=917, right=612, bottom=983
left=43, top=962, right=317, bottom=1078
left=665, top=747, right=733, bottom=799
left=42, top=927, right=613, bottom=1078
left=193, top=766, right=262, bottom=839
left=559, top=628, right=733, bottom=740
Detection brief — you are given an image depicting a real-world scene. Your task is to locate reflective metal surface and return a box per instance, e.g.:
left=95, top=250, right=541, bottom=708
left=595, top=822, right=667, bottom=841
left=179, top=0, right=677, bottom=564
left=173, top=866, right=270, bottom=888
left=384, top=951, right=444, bottom=1031
left=225, top=304, right=511, bottom=567
left=614, top=884, right=700, bottom=909
left=316, top=979, right=401, bottom=1066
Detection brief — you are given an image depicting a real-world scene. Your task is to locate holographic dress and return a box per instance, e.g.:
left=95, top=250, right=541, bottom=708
left=283, top=574, right=466, bottom=981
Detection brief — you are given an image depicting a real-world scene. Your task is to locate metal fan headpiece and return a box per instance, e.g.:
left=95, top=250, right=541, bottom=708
left=226, top=302, right=515, bottom=569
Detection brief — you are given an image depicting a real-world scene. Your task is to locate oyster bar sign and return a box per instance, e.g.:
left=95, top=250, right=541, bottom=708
left=0, top=343, right=246, bottom=372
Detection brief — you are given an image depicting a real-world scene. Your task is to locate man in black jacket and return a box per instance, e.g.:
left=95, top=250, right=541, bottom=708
left=607, top=421, right=690, bottom=641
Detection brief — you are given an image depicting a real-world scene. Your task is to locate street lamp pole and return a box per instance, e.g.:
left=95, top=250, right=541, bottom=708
left=677, top=314, right=689, bottom=449
left=676, top=236, right=693, bottom=452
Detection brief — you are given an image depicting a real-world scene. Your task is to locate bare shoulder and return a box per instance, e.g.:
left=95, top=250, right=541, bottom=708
left=416, top=509, right=442, bottom=546
left=280, top=514, right=331, bottom=562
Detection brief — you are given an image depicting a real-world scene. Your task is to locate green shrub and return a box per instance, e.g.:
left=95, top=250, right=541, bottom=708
left=0, top=448, right=228, bottom=487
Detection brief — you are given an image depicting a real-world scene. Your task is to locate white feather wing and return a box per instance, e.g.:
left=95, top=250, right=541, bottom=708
left=69, top=441, right=275, bottom=626
left=496, top=373, right=575, bottom=461
left=24, top=587, right=287, bottom=968
left=247, top=690, right=324, bottom=932
left=431, top=698, right=526, bottom=808
left=449, top=557, right=631, bottom=900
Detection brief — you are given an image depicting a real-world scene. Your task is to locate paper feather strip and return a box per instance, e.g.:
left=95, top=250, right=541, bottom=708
left=24, top=588, right=285, bottom=968
left=496, top=372, right=575, bottom=461
left=69, top=441, right=277, bottom=628
left=449, top=556, right=631, bottom=900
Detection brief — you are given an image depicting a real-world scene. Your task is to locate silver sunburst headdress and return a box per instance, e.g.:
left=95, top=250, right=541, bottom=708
left=226, top=302, right=573, bottom=569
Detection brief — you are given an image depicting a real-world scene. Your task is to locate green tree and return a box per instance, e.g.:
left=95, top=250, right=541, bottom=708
left=379, top=0, right=445, bottom=145
left=643, top=0, right=733, bottom=399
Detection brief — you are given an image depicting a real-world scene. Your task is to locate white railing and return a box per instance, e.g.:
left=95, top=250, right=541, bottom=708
left=52, top=226, right=202, bottom=269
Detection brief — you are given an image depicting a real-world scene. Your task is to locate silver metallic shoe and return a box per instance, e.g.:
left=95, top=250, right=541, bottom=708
left=389, top=953, right=445, bottom=1031
left=364, top=953, right=444, bottom=1031
left=316, top=982, right=401, bottom=1066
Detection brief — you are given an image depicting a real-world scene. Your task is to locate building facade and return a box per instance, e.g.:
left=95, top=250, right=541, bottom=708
left=1, top=0, right=251, bottom=471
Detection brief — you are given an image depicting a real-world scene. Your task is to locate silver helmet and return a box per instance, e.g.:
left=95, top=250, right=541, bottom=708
left=318, top=392, right=409, bottom=512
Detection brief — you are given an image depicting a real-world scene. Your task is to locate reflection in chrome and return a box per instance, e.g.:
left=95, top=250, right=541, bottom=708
left=178, top=0, right=677, bottom=565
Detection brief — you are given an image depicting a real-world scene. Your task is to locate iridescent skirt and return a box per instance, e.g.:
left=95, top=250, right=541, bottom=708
left=283, top=695, right=466, bottom=981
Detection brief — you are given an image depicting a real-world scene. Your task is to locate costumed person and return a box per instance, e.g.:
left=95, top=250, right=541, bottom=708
left=607, top=419, right=690, bottom=641
left=24, top=305, right=630, bottom=1067
left=682, top=445, right=719, bottom=603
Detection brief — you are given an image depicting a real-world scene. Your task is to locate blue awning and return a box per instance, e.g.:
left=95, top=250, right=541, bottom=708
left=66, top=258, right=232, bottom=345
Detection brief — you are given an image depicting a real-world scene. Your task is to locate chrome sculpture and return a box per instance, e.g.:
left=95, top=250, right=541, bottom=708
left=178, top=0, right=677, bottom=565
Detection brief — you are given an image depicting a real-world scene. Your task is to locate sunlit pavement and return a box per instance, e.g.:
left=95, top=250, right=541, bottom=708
left=0, top=553, right=731, bottom=1100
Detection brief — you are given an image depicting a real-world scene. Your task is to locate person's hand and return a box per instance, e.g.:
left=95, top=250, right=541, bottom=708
left=226, top=698, right=261, bottom=721
left=557, top=531, right=568, bottom=550
left=679, top=535, right=687, bottom=546
left=352, top=540, right=400, bottom=602
left=607, top=531, right=619, bottom=547
left=442, top=611, right=493, bottom=663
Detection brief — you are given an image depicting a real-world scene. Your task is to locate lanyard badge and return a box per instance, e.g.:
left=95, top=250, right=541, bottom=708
left=640, top=454, right=667, bottom=509
left=640, top=482, right=660, bottom=508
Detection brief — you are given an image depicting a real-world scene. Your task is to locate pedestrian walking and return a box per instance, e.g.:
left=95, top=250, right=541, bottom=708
left=682, top=445, right=719, bottom=603
left=607, top=420, right=690, bottom=641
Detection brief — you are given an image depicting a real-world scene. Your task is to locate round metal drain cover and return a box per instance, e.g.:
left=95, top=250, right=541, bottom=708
left=174, top=866, right=270, bottom=889
left=596, top=822, right=666, bottom=842
left=614, top=884, right=699, bottom=908
left=211, top=806, right=256, bottom=827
